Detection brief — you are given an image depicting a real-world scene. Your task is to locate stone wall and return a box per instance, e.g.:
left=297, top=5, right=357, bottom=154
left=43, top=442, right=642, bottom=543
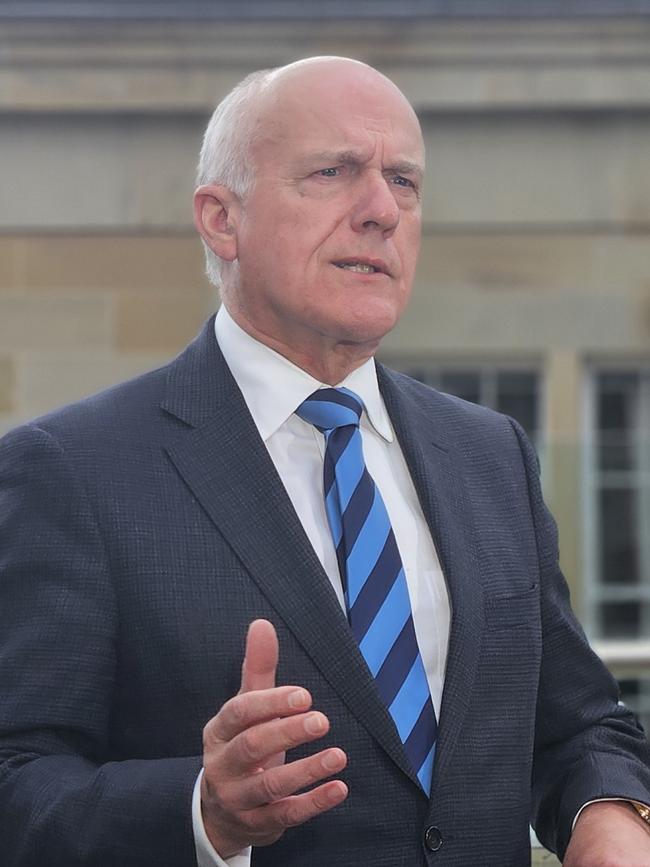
left=1, top=15, right=649, bottom=613
left=1, top=14, right=646, bottom=861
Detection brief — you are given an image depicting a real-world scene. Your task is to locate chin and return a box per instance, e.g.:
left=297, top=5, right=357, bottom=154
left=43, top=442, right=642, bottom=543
left=330, top=312, right=401, bottom=347
left=355, top=302, right=403, bottom=336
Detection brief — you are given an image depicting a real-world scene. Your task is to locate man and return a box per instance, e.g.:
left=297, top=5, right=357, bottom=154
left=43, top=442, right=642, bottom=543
left=1, top=56, right=650, bottom=867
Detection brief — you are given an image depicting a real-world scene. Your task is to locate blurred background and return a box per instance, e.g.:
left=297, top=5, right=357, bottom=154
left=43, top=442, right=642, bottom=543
left=0, top=2, right=649, bottom=860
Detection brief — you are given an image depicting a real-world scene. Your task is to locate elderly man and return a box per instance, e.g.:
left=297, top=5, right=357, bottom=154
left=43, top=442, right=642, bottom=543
left=1, top=57, right=650, bottom=867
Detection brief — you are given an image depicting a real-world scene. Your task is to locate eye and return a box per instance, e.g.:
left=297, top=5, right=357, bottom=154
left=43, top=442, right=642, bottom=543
left=392, top=175, right=415, bottom=188
left=317, top=167, right=341, bottom=177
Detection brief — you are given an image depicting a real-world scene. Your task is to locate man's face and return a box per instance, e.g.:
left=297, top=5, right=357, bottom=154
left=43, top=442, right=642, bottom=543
left=228, top=62, right=425, bottom=366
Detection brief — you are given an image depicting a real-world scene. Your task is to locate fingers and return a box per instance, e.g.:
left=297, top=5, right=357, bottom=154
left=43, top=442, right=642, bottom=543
left=200, top=619, right=349, bottom=857
left=232, top=748, right=347, bottom=810
left=240, top=619, right=278, bottom=693
left=265, top=779, right=349, bottom=826
left=201, top=707, right=348, bottom=857
left=209, top=685, right=312, bottom=743
left=241, top=780, right=349, bottom=845
left=208, top=778, right=349, bottom=854
left=219, top=711, right=331, bottom=776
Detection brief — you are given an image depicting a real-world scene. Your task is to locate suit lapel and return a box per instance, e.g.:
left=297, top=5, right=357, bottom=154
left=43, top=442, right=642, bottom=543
left=161, top=320, right=416, bottom=784
left=378, top=366, right=486, bottom=784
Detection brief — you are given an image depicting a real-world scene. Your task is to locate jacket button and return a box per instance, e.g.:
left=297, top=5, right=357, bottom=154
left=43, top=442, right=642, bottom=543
left=424, top=825, right=443, bottom=852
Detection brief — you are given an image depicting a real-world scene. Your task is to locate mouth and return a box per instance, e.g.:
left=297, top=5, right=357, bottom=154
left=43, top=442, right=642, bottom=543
left=332, top=258, right=390, bottom=276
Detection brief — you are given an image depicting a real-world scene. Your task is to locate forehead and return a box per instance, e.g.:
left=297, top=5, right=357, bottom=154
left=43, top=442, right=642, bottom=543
left=252, top=66, right=424, bottom=171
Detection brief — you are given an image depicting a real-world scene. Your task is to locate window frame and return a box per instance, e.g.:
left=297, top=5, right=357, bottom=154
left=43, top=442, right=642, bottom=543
left=582, top=362, right=650, bottom=640
left=379, top=355, right=544, bottom=446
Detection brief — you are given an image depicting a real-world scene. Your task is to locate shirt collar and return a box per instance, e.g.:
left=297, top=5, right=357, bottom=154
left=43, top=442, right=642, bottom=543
left=214, top=305, right=394, bottom=443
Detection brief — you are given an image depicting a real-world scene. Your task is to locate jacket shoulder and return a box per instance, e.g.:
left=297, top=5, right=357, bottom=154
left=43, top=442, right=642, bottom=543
left=9, top=362, right=172, bottom=449
left=379, top=365, right=519, bottom=443
left=2, top=316, right=219, bottom=450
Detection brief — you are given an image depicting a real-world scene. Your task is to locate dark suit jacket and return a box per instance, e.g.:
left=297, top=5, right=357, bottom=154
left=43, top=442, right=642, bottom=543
left=1, top=317, right=649, bottom=867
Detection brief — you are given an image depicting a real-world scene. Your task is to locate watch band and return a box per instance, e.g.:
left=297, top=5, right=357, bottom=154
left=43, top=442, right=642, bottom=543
left=631, top=801, right=650, bottom=824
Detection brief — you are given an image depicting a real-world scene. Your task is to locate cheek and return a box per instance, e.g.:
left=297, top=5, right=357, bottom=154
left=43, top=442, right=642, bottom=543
left=399, top=229, right=421, bottom=277
left=266, top=218, right=324, bottom=267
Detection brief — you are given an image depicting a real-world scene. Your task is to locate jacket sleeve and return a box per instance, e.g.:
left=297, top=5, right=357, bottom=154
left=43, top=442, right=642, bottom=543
left=508, top=418, right=650, bottom=859
left=0, top=423, right=202, bottom=867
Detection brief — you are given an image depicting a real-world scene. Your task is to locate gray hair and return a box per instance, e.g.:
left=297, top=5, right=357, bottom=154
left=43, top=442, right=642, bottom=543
left=196, top=68, right=276, bottom=289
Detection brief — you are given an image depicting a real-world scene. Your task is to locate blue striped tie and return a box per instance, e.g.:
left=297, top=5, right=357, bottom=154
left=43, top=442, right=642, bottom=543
left=296, top=387, right=437, bottom=792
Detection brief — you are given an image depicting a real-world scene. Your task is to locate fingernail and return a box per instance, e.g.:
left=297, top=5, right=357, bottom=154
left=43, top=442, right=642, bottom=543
left=328, top=781, right=347, bottom=802
left=304, top=712, right=325, bottom=735
left=288, top=689, right=309, bottom=709
left=322, top=749, right=343, bottom=771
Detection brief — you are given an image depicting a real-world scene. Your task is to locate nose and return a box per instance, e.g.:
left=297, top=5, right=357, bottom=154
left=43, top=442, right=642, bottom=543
left=350, top=172, right=400, bottom=236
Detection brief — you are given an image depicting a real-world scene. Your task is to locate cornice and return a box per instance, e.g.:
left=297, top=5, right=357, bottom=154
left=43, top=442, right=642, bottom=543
left=1, top=18, right=650, bottom=112
left=2, top=0, right=650, bottom=19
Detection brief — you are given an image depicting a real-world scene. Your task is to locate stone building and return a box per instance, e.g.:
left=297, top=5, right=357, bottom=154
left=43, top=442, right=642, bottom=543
left=1, top=4, right=649, bottom=859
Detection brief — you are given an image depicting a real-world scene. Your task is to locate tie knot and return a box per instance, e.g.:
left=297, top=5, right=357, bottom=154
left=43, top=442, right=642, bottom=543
left=296, top=387, right=363, bottom=432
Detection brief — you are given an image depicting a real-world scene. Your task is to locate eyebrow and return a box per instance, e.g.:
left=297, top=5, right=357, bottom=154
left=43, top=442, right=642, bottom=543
left=302, top=150, right=424, bottom=180
left=387, top=161, right=425, bottom=181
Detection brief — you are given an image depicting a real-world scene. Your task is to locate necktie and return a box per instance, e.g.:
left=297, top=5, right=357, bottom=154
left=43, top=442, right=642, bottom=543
left=296, top=387, right=437, bottom=792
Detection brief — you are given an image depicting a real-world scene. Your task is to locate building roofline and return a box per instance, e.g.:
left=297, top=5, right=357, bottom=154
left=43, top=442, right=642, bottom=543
left=2, top=1, right=650, bottom=21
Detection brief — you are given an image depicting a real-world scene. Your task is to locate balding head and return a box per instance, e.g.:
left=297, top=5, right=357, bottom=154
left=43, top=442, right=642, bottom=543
left=257, top=56, right=419, bottom=120
left=194, top=55, right=424, bottom=383
left=196, top=57, right=423, bottom=289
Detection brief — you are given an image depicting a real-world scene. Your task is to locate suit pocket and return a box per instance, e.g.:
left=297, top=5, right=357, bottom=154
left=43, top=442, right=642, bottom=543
left=485, top=583, right=540, bottom=629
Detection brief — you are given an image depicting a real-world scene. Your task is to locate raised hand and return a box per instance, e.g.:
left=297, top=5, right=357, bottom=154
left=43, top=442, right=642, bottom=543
left=200, top=619, right=348, bottom=858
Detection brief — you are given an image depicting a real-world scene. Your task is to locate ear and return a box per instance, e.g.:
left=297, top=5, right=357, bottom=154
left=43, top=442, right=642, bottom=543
left=193, top=184, right=240, bottom=263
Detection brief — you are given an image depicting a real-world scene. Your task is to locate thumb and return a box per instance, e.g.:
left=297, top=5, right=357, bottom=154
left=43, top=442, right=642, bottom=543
left=239, top=619, right=279, bottom=693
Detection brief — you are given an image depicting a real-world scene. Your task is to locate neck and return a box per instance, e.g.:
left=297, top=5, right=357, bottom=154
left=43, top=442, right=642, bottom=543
left=275, top=339, right=377, bottom=385
left=225, top=306, right=378, bottom=385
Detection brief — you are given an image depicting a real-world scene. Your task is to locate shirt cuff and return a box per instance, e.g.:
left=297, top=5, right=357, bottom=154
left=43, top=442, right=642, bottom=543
left=572, top=797, right=650, bottom=830
left=192, top=769, right=252, bottom=867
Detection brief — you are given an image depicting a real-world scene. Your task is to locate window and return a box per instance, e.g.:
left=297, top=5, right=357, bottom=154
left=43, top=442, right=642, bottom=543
left=585, top=370, right=650, bottom=637
left=585, top=368, right=650, bottom=730
left=389, top=363, right=541, bottom=444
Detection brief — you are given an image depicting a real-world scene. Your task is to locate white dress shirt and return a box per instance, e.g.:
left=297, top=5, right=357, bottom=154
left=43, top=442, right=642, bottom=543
left=193, top=305, right=450, bottom=867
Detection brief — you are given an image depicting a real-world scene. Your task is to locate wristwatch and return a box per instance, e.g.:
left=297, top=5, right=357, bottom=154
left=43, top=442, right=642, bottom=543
left=631, top=801, right=650, bottom=825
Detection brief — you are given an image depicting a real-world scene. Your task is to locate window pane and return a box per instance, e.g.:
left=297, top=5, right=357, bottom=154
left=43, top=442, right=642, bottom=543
left=590, top=368, right=649, bottom=644
left=617, top=678, right=650, bottom=736
left=618, top=678, right=640, bottom=701
left=596, top=372, right=640, bottom=472
left=405, top=368, right=435, bottom=387
left=496, top=372, right=538, bottom=439
left=598, top=487, right=640, bottom=585
left=394, top=364, right=540, bottom=439
left=600, top=602, right=641, bottom=638
left=439, top=371, right=481, bottom=405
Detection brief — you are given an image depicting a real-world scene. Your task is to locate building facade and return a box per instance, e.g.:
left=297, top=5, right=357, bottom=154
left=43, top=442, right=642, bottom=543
left=1, top=4, right=649, bottom=859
